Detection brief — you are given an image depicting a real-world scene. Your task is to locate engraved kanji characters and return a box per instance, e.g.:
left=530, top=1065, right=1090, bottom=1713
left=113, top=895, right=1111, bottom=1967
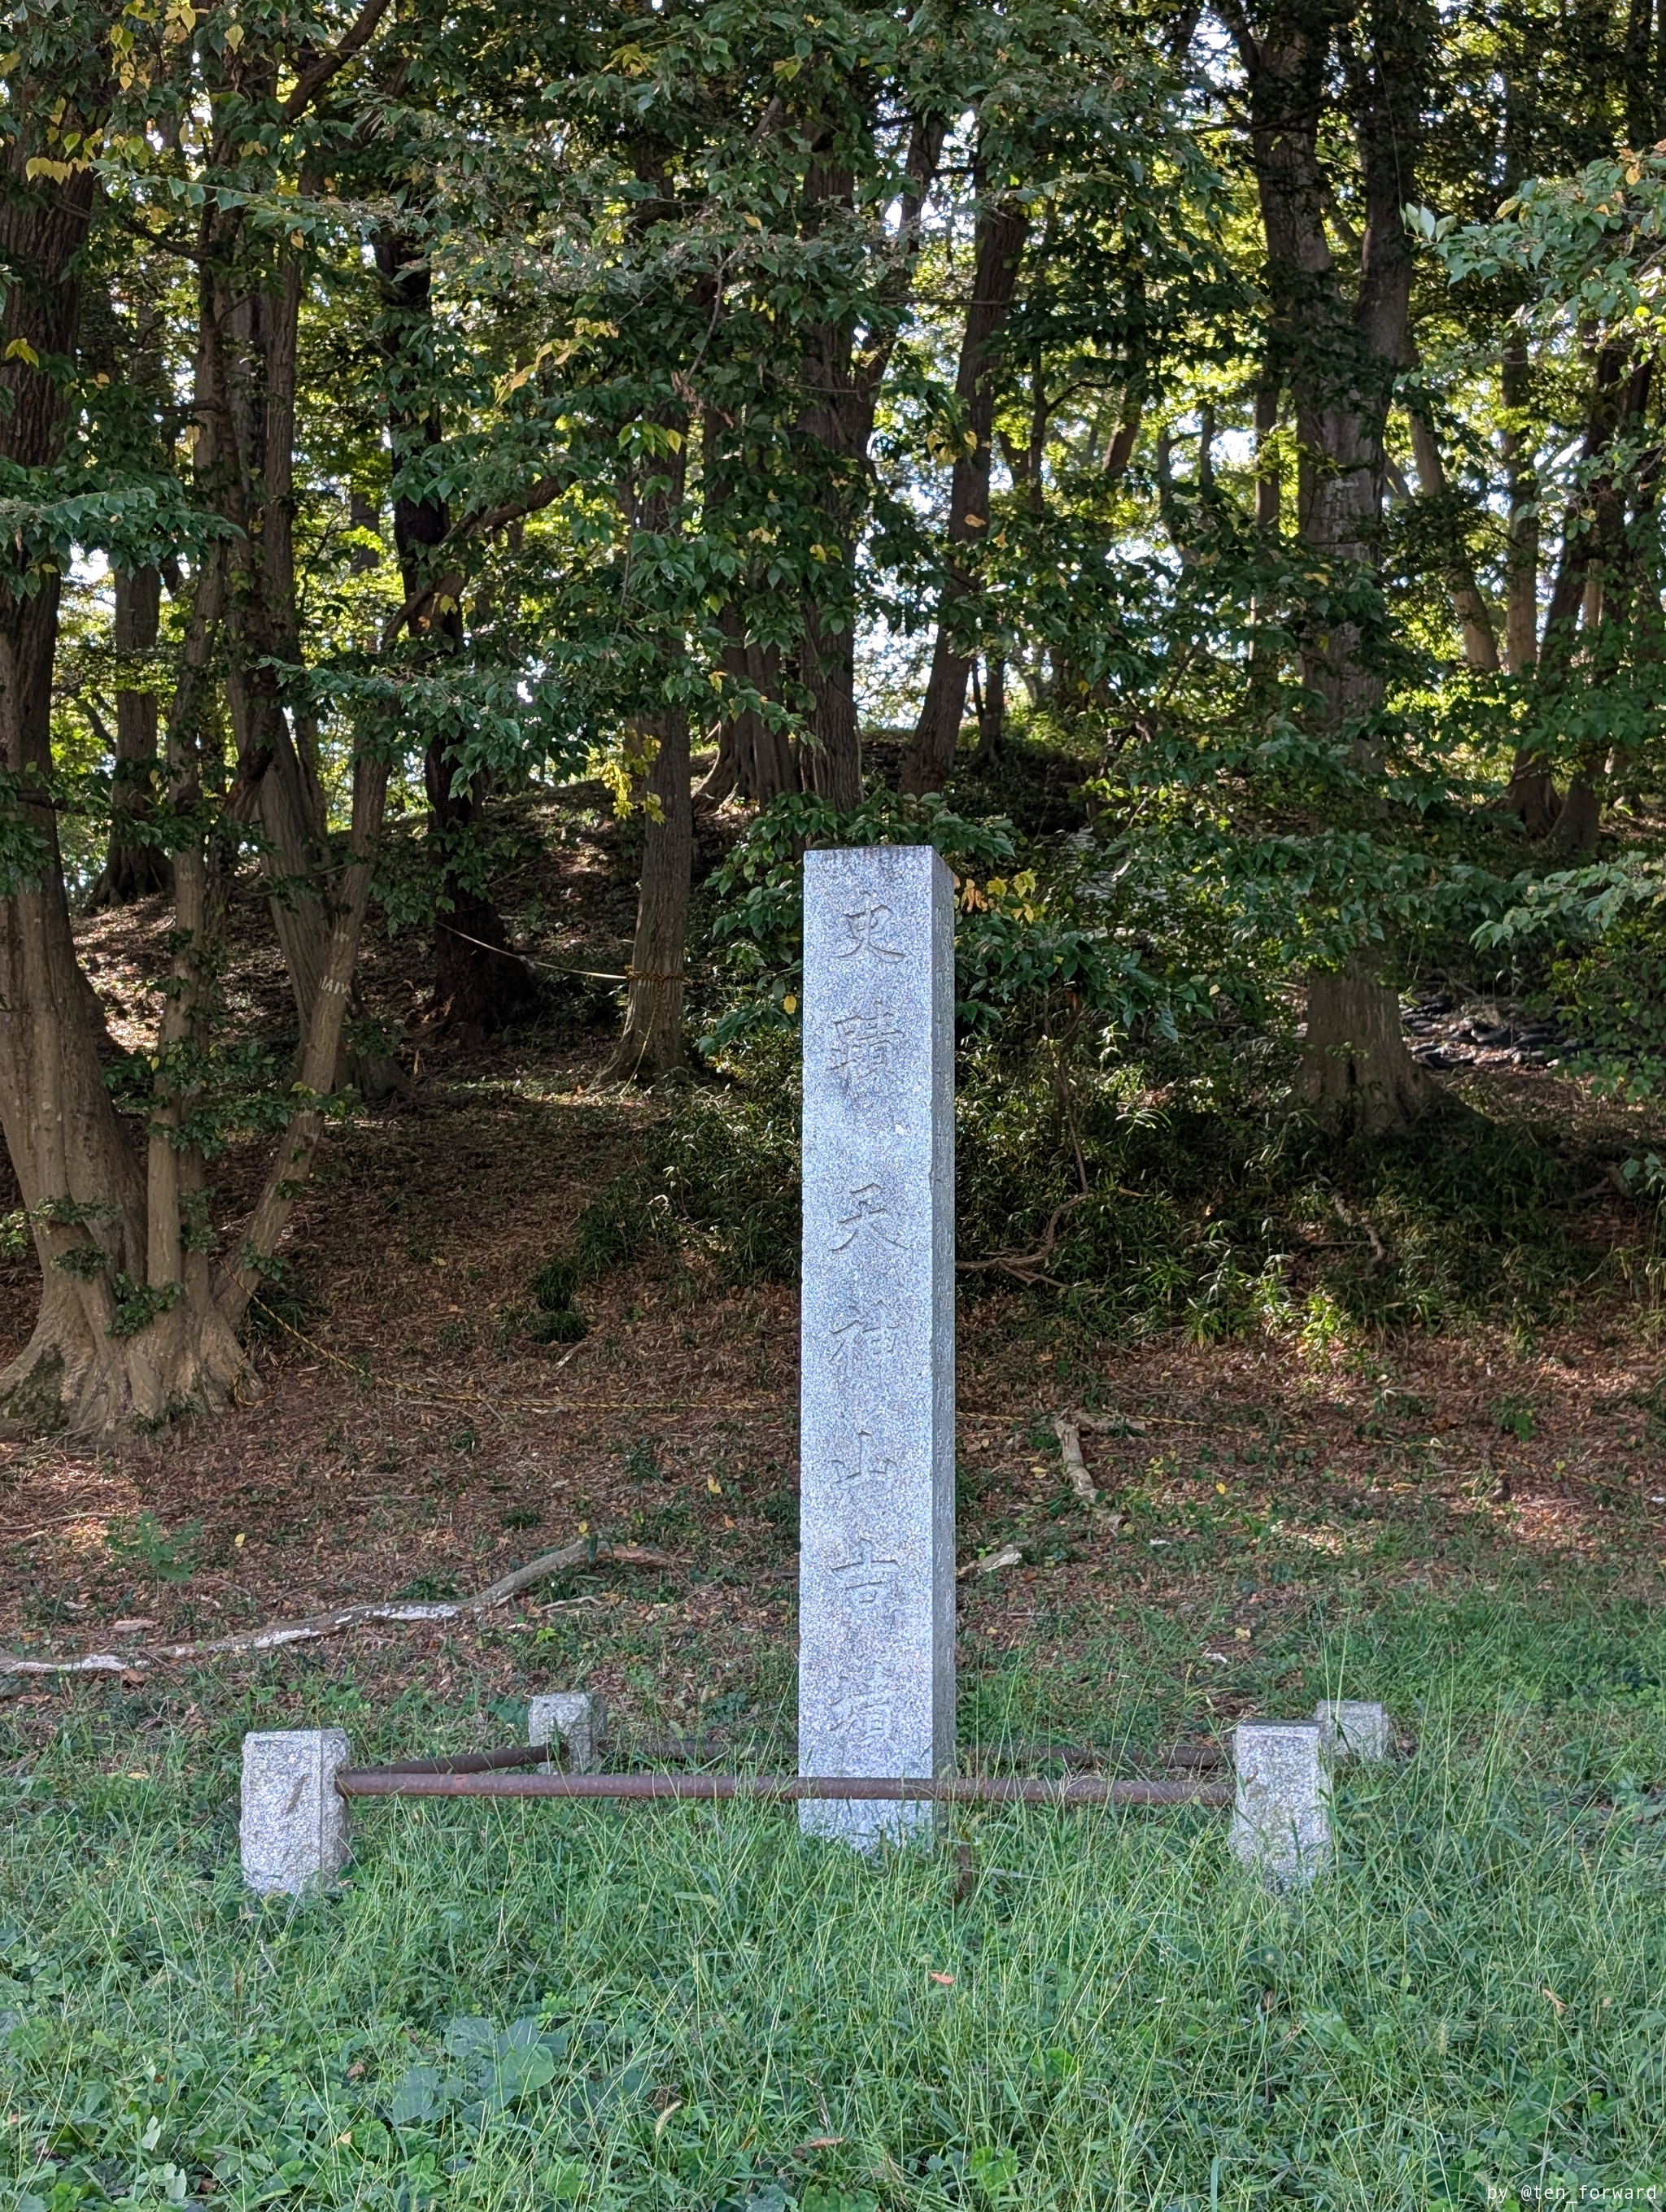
left=830, top=1535, right=901, bottom=1611
left=831, top=1426, right=896, bottom=1489
left=824, top=1679, right=903, bottom=1770
left=835, top=901, right=905, bottom=962
left=826, top=1001, right=901, bottom=1105
left=827, top=1302, right=895, bottom=1378
left=830, top=1180, right=902, bottom=1252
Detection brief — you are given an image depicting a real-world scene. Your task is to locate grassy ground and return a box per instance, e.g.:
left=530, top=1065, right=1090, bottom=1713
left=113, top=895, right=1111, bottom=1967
left=7, top=760, right=1666, bottom=2207
left=4, top=1559, right=1666, bottom=2211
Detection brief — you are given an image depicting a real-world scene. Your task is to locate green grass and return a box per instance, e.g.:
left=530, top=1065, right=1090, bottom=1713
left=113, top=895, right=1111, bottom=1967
left=4, top=1585, right=1666, bottom=2210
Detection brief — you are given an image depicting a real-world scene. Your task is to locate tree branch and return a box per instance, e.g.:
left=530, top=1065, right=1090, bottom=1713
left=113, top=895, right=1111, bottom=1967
left=377, top=473, right=566, bottom=647
left=282, top=0, right=394, bottom=121
left=0, top=1540, right=674, bottom=1675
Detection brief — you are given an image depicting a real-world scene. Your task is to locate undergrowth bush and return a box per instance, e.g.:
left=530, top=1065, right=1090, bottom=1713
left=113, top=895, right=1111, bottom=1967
left=1550, top=912, right=1666, bottom=1099
left=565, top=778, right=1643, bottom=1335
left=577, top=1030, right=1617, bottom=1339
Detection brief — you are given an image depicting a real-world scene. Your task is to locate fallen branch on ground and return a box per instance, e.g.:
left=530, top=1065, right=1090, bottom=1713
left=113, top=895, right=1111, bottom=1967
left=1050, top=1411, right=1098, bottom=1508
left=1075, top=1409, right=1147, bottom=1437
left=0, top=1539, right=674, bottom=1678
left=958, top=1542, right=1024, bottom=1579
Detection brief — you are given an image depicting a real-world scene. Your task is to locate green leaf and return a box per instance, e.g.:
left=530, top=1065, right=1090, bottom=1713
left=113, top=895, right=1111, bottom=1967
left=389, top=2065, right=449, bottom=2125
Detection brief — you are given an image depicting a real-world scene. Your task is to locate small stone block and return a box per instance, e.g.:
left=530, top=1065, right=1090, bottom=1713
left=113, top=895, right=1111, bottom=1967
left=240, top=1729, right=352, bottom=1896
left=1231, top=1721, right=1330, bottom=1886
left=1315, top=1699, right=1390, bottom=1762
left=529, top=1692, right=606, bottom=1774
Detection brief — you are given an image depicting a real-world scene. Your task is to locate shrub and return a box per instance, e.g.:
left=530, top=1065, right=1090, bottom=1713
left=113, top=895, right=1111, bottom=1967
left=530, top=1309, right=587, bottom=1345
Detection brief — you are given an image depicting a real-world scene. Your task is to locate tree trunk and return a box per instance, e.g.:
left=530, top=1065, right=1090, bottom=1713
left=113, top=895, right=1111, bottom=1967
left=1298, top=960, right=1432, bottom=1138
left=1500, top=338, right=1540, bottom=677
left=901, top=176, right=1028, bottom=795
left=973, top=655, right=1006, bottom=765
left=1232, top=0, right=1436, bottom=1132
left=1509, top=343, right=1649, bottom=839
left=196, top=225, right=336, bottom=1042
left=607, top=708, right=693, bottom=1080
left=425, top=749, right=539, bottom=1039
left=608, top=343, right=693, bottom=1078
left=90, top=566, right=172, bottom=906
left=377, top=228, right=536, bottom=1039
left=0, top=126, right=146, bottom=1430
left=1406, top=411, right=1499, bottom=671
left=696, top=607, right=801, bottom=807
left=801, top=598, right=862, bottom=808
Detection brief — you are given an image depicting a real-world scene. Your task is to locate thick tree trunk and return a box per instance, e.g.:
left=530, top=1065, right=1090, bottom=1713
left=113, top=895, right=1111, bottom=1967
left=425, top=745, right=539, bottom=1038
left=1232, top=0, right=1436, bottom=1132
left=196, top=231, right=336, bottom=1041
left=901, top=181, right=1028, bottom=795
left=800, top=598, right=862, bottom=809
left=0, top=132, right=147, bottom=1430
left=1298, top=960, right=1432, bottom=1138
left=696, top=610, right=801, bottom=807
left=2, top=33, right=399, bottom=1438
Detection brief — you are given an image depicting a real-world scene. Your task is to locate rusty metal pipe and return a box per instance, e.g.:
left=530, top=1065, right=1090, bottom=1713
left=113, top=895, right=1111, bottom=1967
left=334, top=1770, right=1231, bottom=1807
left=371, top=1744, right=552, bottom=1777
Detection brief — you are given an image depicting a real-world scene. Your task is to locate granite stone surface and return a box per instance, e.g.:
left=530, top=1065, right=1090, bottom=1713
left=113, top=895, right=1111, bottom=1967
left=1230, top=1720, right=1331, bottom=1885
left=530, top=1692, right=605, bottom=1774
left=797, top=845, right=956, bottom=1848
left=240, top=1728, right=352, bottom=1896
left=1315, top=1698, right=1390, bottom=1762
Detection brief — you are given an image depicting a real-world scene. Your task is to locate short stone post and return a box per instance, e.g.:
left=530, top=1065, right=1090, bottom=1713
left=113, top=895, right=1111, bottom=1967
left=529, top=1692, right=605, bottom=1774
left=1231, top=1721, right=1330, bottom=1885
left=240, top=1729, right=353, bottom=1896
left=798, top=845, right=957, bottom=1850
left=1315, top=1699, right=1390, bottom=1763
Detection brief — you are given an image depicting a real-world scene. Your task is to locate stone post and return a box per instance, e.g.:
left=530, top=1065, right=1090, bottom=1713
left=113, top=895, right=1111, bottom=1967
left=1231, top=1720, right=1330, bottom=1885
left=240, top=1729, right=353, bottom=1896
left=529, top=1692, right=605, bottom=1774
left=798, top=845, right=956, bottom=1848
left=1315, top=1699, right=1390, bottom=1763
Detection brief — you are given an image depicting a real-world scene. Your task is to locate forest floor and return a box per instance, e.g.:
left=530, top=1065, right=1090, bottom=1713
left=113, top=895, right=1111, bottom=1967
left=2, top=774, right=1664, bottom=1728
left=4, top=773, right=1666, bottom=2205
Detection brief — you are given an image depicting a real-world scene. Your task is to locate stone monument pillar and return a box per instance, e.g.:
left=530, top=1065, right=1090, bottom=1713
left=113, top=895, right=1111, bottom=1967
left=797, top=844, right=955, bottom=1846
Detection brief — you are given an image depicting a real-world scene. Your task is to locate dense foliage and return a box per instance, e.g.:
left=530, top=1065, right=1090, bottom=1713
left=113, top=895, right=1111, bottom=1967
left=7, top=0, right=1666, bottom=1430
